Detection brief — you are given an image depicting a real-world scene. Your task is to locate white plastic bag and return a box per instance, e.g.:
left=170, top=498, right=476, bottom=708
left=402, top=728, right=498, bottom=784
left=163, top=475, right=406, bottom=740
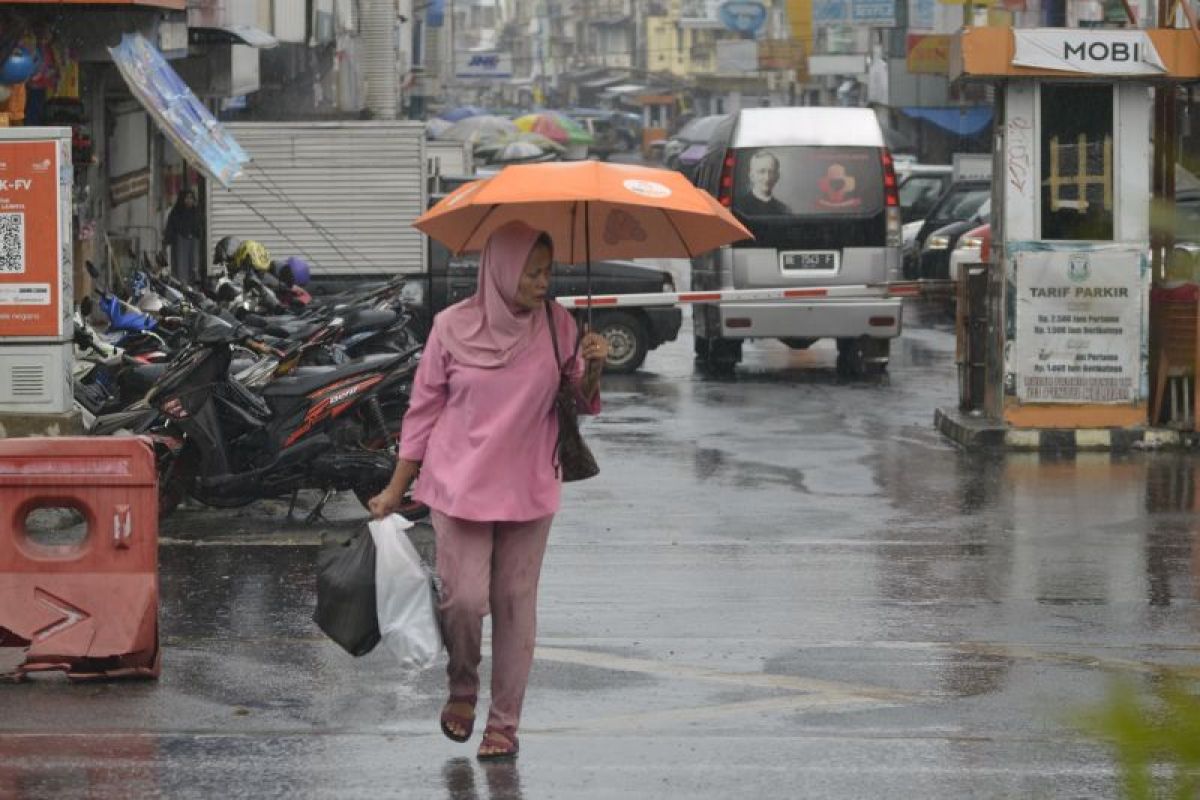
left=369, top=513, right=442, bottom=670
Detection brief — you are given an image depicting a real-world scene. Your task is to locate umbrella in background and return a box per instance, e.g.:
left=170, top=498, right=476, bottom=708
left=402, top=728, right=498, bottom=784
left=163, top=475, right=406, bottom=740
left=474, top=132, right=565, bottom=163
left=514, top=112, right=593, bottom=146
left=437, top=105, right=489, bottom=123
left=414, top=161, right=752, bottom=325
left=425, top=117, right=455, bottom=139
left=441, top=115, right=519, bottom=146
left=487, top=140, right=559, bottom=164
left=678, top=143, right=708, bottom=168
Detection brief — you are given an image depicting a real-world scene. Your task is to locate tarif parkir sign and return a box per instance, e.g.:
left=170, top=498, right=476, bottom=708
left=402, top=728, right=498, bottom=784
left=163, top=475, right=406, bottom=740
left=1012, top=29, right=1166, bottom=75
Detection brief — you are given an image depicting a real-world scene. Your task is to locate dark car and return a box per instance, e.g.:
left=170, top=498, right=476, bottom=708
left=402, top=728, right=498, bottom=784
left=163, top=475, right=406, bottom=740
left=917, top=209, right=988, bottom=280
left=420, top=237, right=681, bottom=374
left=904, top=180, right=991, bottom=279
left=663, top=114, right=727, bottom=180
left=898, top=168, right=953, bottom=224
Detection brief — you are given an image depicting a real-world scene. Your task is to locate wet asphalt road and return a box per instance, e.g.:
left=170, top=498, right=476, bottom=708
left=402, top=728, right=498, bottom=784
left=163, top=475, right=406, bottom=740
left=4, top=301, right=1200, bottom=799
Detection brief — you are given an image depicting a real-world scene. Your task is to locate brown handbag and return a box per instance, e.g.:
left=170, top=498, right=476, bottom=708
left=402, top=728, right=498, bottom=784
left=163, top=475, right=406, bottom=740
left=546, top=302, right=600, bottom=483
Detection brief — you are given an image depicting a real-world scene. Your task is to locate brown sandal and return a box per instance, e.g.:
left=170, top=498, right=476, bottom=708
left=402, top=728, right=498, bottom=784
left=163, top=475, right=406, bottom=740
left=440, top=694, right=477, bottom=743
left=477, top=726, right=519, bottom=761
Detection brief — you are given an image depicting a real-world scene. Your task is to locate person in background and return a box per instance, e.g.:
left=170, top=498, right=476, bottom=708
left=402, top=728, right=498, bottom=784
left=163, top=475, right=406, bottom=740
left=164, top=189, right=202, bottom=285
left=369, top=221, right=608, bottom=762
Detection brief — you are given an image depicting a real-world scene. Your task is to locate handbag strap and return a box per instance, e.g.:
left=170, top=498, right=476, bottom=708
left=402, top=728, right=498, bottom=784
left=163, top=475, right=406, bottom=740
left=545, top=300, right=581, bottom=374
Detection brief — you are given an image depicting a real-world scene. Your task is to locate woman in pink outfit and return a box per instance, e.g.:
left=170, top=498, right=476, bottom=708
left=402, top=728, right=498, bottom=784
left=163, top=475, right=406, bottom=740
left=369, top=221, right=607, bottom=761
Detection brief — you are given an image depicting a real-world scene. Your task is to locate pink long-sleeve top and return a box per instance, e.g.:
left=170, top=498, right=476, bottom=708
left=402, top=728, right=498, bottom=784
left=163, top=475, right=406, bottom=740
left=399, top=302, right=600, bottom=522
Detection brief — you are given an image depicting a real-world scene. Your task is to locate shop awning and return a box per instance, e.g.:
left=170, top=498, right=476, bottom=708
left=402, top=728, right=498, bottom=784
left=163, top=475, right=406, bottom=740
left=900, top=106, right=994, bottom=137
left=109, top=33, right=250, bottom=188
left=581, top=73, right=626, bottom=89
left=189, top=25, right=279, bottom=49
left=602, top=83, right=648, bottom=97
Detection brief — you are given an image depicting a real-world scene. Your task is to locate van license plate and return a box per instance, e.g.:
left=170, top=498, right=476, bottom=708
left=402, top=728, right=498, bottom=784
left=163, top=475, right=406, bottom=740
left=781, top=251, right=838, bottom=271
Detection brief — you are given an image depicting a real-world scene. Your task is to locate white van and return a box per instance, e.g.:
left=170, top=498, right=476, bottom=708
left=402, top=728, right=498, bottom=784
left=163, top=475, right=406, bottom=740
left=691, top=107, right=903, bottom=374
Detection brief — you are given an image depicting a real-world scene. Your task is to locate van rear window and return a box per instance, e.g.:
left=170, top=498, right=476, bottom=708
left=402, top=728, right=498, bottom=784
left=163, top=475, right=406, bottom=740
left=732, top=146, right=884, bottom=219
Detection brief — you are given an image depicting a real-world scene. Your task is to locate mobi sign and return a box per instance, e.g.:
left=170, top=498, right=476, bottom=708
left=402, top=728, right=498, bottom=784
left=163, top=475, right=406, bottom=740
left=1012, top=29, right=1166, bottom=75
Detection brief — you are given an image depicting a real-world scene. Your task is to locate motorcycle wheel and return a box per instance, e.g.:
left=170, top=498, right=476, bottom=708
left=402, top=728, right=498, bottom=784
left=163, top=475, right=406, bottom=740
left=157, top=442, right=258, bottom=514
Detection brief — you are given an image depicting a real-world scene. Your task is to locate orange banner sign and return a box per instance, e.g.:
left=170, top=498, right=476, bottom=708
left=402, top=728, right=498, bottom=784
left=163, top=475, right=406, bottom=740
left=907, top=34, right=952, bottom=75
left=0, top=139, right=62, bottom=338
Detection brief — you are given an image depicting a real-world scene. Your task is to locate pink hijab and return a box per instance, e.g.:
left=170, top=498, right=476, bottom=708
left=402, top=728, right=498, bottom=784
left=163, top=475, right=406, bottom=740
left=438, top=221, right=548, bottom=369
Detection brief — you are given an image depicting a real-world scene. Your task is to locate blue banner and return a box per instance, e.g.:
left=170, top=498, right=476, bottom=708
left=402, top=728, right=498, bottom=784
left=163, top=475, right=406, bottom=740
left=812, top=0, right=852, bottom=25
left=427, top=0, right=445, bottom=28
left=852, top=0, right=896, bottom=25
left=109, top=34, right=250, bottom=188
left=814, top=0, right=896, bottom=26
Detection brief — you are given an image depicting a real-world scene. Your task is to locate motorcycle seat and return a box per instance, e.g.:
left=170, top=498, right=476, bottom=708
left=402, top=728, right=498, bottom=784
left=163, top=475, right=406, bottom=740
left=266, top=320, right=323, bottom=339
left=261, top=354, right=395, bottom=398
left=241, top=312, right=323, bottom=340
left=343, top=309, right=398, bottom=335
left=127, top=363, right=168, bottom=392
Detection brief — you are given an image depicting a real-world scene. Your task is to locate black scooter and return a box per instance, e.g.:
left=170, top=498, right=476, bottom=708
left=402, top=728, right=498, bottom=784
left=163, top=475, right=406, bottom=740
left=145, top=311, right=422, bottom=519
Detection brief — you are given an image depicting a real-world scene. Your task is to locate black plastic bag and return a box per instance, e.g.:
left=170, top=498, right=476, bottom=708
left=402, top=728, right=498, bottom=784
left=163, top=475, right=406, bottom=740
left=314, top=529, right=380, bottom=657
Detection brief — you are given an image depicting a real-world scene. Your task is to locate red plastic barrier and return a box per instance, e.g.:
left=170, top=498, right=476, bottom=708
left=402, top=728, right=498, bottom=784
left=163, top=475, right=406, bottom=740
left=0, top=437, right=159, bottom=681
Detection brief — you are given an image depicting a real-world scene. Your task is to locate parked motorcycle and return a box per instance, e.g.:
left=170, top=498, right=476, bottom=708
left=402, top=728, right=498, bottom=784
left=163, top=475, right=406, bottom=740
left=142, top=310, right=421, bottom=519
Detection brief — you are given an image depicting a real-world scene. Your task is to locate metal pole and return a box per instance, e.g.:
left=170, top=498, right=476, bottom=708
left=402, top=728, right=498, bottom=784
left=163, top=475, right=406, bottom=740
left=583, top=199, right=593, bottom=329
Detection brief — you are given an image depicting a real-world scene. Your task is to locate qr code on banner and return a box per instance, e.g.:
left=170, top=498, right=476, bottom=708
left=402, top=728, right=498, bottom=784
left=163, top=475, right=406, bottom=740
left=0, top=213, right=24, bottom=274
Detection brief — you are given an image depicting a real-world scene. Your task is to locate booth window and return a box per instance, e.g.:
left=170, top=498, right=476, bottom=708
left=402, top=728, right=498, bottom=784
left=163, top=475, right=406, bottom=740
left=1040, top=85, right=1114, bottom=240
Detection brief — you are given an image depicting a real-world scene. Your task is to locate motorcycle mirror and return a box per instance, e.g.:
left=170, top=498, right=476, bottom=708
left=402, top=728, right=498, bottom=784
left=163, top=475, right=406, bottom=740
left=85, top=261, right=100, bottom=280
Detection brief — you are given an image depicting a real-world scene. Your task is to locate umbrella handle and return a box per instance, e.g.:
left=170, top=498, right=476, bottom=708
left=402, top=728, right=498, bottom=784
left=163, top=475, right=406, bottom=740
left=584, top=200, right=593, bottom=329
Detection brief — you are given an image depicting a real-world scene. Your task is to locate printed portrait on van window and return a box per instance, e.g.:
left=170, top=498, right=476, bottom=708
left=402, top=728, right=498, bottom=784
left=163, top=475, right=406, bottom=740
left=732, top=147, right=881, bottom=220
left=737, top=150, right=793, bottom=216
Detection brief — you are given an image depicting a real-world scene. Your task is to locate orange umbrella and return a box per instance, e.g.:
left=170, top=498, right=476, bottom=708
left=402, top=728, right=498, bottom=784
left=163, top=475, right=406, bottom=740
left=414, top=161, right=752, bottom=264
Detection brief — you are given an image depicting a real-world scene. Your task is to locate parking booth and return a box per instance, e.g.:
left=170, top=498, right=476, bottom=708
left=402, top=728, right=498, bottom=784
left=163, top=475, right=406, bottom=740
left=949, top=26, right=1200, bottom=436
left=638, top=95, right=676, bottom=159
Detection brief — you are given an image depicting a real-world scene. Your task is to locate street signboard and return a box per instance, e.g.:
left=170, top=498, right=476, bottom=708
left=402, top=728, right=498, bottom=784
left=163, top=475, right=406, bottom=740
left=1011, top=29, right=1166, bottom=75
left=0, top=137, right=66, bottom=339
left=455, top=51, right=513, bottom=79
left=907, top=34, right=951, bottom=74
left=1013, top=248, right=1145, bottom=405
left=813, top=0, right=896, bottom=26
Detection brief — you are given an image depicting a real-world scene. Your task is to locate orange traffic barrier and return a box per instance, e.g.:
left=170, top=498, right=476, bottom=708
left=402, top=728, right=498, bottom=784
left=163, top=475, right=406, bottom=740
left=0, top=437, right=159, bottom=681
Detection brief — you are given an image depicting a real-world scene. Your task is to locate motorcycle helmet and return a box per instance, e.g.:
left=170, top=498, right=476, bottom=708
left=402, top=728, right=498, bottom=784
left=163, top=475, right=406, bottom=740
left=215, top=278, right=240, bottom=304
left=279, top=257, right=311, bottom=287
left=213, top=235, right=242, bottom=266
left=0, top=46, right=38, bottom=85
left=231, top=240, right=271, bottom=274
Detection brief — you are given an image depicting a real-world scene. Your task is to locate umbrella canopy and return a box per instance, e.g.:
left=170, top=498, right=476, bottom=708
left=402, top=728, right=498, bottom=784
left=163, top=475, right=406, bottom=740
left=679, top=143, right=708, bottom=166
left=425, top=117, right=455, bottom=139
left=440, top=115, right=519, bottom=145
left=488, top=140, right=560, bottom=164
left=473, top=131, right=565, bottom=160
left=514, top=112, right=593, bottom=146
left=414, top=161, right=751, bottom=264
left=437, top=105, right=489, bottom=122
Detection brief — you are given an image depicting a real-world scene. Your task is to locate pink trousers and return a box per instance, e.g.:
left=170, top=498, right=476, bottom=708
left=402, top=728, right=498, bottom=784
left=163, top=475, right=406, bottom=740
left=431, top=510, right=553, bottom=733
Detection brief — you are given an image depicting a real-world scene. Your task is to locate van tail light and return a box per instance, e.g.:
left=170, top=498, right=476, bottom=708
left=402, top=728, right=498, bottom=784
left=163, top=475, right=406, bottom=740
left=718, top=152, right=736, bottom=207
left=881, top=149, right=902, bottom=247
left=886, top=207, right=902, bottom=248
